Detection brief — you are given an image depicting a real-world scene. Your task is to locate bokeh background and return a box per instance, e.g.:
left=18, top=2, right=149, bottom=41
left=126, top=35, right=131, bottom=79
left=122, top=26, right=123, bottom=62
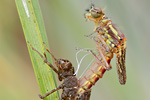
left=0, top=0, right=150, bottom=100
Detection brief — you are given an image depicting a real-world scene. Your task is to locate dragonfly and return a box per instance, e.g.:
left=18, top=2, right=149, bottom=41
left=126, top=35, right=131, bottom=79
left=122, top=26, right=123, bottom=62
left=27, top=41, right=91, bottom=100
left=84, top=4, right=127, bottom=85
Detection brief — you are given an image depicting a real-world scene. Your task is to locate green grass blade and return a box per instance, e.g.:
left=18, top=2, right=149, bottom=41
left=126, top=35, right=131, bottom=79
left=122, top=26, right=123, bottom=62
left=15, top=0, right=59, bottom=100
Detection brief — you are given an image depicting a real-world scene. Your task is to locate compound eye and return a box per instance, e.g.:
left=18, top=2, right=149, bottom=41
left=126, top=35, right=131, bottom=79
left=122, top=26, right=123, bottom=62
left=91, top=8, right=103, bottom=18
left=91, top=10, right=101, bottom=18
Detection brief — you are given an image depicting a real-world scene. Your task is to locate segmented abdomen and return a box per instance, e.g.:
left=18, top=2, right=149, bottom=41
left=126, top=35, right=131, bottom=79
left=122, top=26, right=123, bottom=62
left=77, top=52, right=112, bottom=96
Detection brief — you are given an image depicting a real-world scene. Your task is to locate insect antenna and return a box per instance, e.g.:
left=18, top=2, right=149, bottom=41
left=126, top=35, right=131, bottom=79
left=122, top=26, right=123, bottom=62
left=90, top=3, right=95, bottom=9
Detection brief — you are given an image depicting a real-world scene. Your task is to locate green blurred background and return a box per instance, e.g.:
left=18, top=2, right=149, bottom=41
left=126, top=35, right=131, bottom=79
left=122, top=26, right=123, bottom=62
left=0, top=0, right=150, bottom=100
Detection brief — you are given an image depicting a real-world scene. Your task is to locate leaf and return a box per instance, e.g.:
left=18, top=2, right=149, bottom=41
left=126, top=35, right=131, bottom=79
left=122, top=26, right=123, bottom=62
left=15, top=0, right=59, bottom=99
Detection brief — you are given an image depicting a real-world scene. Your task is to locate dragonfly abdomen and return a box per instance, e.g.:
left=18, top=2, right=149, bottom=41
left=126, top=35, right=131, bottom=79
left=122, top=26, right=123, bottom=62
left=77, top=55, right=107, bottom=96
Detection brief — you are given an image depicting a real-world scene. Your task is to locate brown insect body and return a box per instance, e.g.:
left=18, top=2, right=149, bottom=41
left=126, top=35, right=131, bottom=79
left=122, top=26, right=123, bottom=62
left=28, top=42, right=91, bottom=100
left=53, top=59, right=78, bottom=100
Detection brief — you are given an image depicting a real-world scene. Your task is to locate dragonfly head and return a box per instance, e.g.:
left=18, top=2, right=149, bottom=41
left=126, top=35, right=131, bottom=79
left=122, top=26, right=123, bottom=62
left=85, top=4, right=105, bottom=20
left=85, top=5, right=105, bottom=31
left=90, top=7, right=104, bottom=18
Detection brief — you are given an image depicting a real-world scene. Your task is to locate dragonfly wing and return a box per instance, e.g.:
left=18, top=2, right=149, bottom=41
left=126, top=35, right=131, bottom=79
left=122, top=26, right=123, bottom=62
left=116, top=46, right=126, bottom=85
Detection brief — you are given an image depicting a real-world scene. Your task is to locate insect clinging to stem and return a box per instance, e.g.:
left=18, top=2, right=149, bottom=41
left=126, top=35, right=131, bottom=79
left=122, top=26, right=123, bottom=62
left=27, top=41, right=91, bottom=100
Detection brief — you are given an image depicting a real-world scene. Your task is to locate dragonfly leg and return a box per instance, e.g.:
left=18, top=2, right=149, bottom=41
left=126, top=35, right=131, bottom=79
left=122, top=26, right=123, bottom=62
left=85, top=25, right=103, bottom=38
left=77, top=89, right=91, bottom=100
left=43, top=52, right=47, bottom=59
left=97, top=35, right=110, bottom=52
left=43, top=42, right=57, bottom=61
left=39, top=84, right=64, bottom=99
left=91, top=38, right=112, bottom=70
left=27, top=41, right=59, bottom=74
left=85, top=24, right=105, bottom=37
left=86, top=34, right=110, bottom=52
